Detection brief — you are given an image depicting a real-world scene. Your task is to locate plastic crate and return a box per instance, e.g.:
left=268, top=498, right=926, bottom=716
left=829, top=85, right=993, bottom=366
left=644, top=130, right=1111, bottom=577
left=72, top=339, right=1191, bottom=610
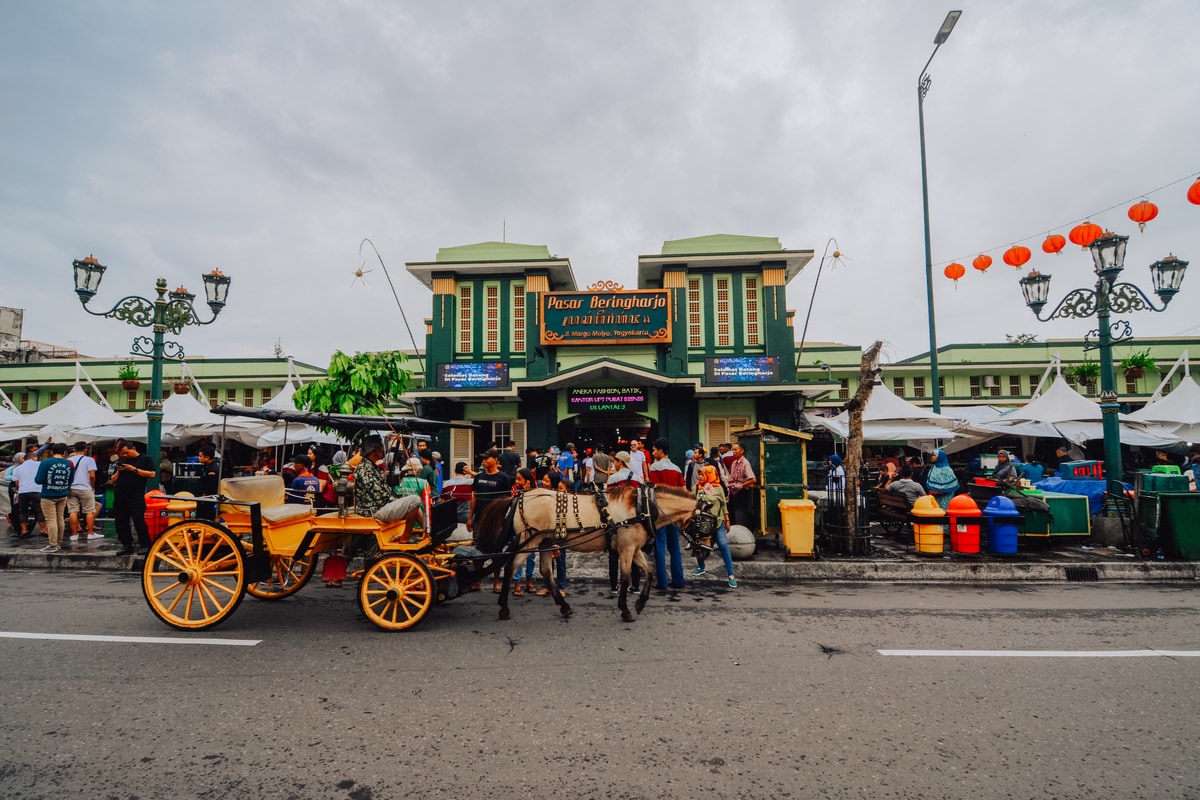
left=1060, top=460, right=1102, bottom=480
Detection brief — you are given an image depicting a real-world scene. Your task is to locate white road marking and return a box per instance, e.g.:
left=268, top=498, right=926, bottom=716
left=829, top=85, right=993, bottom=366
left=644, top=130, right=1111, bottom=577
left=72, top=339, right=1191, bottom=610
left=879, top=649, right=1200, bottom=658
left=0, top=631, right=260, bottom=646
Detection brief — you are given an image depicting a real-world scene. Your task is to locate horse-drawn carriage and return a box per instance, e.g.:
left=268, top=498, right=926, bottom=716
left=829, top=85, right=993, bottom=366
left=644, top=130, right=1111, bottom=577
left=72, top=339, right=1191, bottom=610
left=141, top=406, right=710, bottom=632
left=141, top=407, right=481, bottom=632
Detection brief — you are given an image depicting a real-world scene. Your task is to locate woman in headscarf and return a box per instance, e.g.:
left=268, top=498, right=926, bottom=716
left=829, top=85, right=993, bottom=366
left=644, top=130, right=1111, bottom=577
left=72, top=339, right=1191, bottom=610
left=693, top=464, right=737, bottom=588
left=924, top=449, right=960, bottom=510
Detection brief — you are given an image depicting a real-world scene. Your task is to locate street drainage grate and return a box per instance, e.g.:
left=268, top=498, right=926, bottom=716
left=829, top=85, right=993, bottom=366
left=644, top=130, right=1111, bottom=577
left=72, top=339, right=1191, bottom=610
left=1064, top=566, right=1099, bottom=582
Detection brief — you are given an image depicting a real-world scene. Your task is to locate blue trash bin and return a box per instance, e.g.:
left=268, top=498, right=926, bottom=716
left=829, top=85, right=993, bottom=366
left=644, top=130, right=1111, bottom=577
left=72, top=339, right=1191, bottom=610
left=983, top=496, right=1020, bottom=554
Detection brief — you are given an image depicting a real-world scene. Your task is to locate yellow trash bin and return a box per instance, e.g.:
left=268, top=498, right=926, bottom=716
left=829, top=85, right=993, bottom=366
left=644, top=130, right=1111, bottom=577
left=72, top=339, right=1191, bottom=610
left=910, top=495, right=946, bottom=555
left=778, top=498, right=816, bottom=558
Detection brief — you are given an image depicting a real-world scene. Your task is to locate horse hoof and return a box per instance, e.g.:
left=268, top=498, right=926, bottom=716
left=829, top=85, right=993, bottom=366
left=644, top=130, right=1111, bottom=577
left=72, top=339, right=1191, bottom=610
left=499, top=609, right=511, bottom=621
left=635, top=598, right=646, bottom=614
left=560, top=604, right=573, bottom=618
left=621, top=611, right=636, bottom=623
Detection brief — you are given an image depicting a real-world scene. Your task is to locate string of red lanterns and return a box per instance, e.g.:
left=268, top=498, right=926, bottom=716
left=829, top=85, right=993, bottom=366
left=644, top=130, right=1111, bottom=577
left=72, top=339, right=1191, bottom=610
left=940, top=174, right=1199, bottom=284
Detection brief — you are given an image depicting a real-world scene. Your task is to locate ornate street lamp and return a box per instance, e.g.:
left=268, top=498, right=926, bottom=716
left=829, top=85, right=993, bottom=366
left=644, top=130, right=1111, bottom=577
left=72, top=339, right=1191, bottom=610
left=72, top=255, right=233, bottom=488
left=1018, top=232, right=1188, bottom=481
left=918, top=9, right=962, bottom=413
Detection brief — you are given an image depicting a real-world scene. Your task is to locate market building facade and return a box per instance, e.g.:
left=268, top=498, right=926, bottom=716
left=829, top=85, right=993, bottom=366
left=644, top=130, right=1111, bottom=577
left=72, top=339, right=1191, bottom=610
left=404, top=234, right=831, bottom=464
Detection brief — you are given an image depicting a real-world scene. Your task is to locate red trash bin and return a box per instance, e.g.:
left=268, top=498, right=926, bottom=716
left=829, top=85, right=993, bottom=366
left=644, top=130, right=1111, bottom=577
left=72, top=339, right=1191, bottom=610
left=947, top=494, right=982, bottom=554
left=144, top=490, right=170, bottom=541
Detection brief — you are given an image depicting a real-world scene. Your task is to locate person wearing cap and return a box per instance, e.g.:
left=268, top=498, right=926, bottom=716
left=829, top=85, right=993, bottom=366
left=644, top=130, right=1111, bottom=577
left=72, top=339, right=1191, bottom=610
left=648, top=438, right=687, bottom=591
left=287, top=454, right=319, bottom=504
left=429, top=450, right=444, bottom=495
left=67, top=442, right=100, bottom=542
left=467, top=449, right=512, bottom=534
left=606, top=451, right=636, bottom=486
left=353, top=436, right=393, bottom=517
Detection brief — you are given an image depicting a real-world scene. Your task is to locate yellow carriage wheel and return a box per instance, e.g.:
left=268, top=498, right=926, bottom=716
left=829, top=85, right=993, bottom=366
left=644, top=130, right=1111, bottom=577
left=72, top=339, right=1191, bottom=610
left=357, top=555, right=434, bottom=631
left=246, top=553, right=318, bottom=600
left=141, top=520, right=246, bottom=631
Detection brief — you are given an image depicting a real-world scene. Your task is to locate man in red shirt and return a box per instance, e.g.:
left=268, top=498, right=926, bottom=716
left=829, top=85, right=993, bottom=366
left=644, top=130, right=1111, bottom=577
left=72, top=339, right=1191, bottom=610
left=648, top=438, right=686, bottom=590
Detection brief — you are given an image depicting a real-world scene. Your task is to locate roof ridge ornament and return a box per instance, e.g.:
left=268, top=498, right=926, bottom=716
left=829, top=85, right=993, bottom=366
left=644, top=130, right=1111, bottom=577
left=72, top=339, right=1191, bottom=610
left=586, top=280, right=624, bottom=291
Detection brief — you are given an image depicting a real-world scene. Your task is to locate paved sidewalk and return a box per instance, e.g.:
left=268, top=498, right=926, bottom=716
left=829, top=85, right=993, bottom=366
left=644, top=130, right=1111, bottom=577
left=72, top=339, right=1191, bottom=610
left=2, top=516, right=1195, bottom=584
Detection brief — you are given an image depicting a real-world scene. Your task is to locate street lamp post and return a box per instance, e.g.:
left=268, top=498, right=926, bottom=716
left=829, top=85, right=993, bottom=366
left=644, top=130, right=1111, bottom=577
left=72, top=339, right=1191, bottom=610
left=1018, top=233, right=1188, bottom=482
left=72, top=255, right=232, bottom=488
left=918, top=9, right=962, bottom=413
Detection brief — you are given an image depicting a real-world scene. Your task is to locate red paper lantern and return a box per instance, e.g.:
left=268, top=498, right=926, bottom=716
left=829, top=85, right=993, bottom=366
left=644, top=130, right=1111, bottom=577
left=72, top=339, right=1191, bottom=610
left=1127, top=200, right=1159, bottom=233
left=971, top=254, right=992, bottom=273
left=1069, top=221, right=1103, bottom=249
left=1042, top=234, right=1066, bottom=255
left=1188, top=177, right=1200, bottom=205
left=944, top=262, right=966, bottom=284
left=1003, top=245, right=1032, bottom=270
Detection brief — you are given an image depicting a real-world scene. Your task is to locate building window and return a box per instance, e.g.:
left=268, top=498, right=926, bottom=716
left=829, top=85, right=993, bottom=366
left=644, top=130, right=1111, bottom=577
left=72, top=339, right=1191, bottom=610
left=743, top=276, right=760, bottom=346
left=913, top=376, right=926, bottom=399
left=457, top=284, right=473, bottom=354
left=484, top=283, right=500, bottom=354
left=243, top=388, right=255, bottom=407
left=142, top=390, right=151, bottom=407
left=969, top=375, right=982, bottom=398
left=48, top=391, right=58, bottom=404
left=938, top=376, right=945, bottom=397
left=209, top=388, right=219, bottom=408
left=1029, top=374, right=1039, bottom=395
left=225, top=388, right=236, bottom=405
left=262, top=388, right=272, bottom=406
left=705, top=416, right=751, bottom=449
left=1009, top=375, right=1021, bottom=396
left=127, top=390, right=137, bottom=411
left=892, top=377, right=904, bottom=396
left=492, top=421, right=512, bottom=448
left=687, top=278, right=703, bottom=347
left=714, top=276, right=731, bottom=347
left=838, top=378, right=849, bottom=400
left=511, top=283, right=525, bottom=353
left=988, top=375, right=1001, bottom=397
left=1125, top=374, right=1138, bottom=394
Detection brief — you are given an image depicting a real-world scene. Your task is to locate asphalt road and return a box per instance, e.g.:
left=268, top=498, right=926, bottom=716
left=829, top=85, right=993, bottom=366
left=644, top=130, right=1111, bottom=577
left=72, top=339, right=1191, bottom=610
left=1, top=572, right=1198, bottom=800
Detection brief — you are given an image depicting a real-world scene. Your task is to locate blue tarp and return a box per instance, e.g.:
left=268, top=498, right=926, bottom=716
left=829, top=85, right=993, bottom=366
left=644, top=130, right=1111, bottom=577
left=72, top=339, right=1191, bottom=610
left=1034, top=477, right=1128, bottom=515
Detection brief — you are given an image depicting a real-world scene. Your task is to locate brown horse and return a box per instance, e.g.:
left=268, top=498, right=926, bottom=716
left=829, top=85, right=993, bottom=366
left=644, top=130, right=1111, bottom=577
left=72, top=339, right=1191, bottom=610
left=474, top=485, right=699, bottom=622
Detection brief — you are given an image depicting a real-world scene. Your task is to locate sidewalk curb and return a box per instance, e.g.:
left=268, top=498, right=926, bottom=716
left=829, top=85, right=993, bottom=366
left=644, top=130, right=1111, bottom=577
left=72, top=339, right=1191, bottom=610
left=3, top=548, right=1196, bottom=584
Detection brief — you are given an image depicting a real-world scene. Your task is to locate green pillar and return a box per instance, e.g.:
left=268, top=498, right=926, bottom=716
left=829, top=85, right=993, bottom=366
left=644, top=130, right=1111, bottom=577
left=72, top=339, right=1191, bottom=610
left=1095, top=278, right=1123, bottom=482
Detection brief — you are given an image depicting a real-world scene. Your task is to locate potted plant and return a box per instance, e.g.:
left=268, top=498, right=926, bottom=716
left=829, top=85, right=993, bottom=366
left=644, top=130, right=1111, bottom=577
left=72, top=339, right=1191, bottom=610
left=1119, top=349, right=1155, bottom=380
left=1065, top=360, right=1100, bottom=391
left=118, top=360, right=141, bottom=391
left=172, top=375, right=192, bottom=394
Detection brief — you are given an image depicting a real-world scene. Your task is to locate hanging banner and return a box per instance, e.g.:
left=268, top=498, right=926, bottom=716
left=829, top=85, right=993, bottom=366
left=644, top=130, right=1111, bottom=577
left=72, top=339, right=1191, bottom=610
left=541, top=289, right=671, bottom=346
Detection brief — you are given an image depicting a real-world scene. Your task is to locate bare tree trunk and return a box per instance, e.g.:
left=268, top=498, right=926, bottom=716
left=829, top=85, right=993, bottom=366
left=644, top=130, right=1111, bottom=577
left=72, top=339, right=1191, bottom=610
left=844, top=340, right=883, bottom=536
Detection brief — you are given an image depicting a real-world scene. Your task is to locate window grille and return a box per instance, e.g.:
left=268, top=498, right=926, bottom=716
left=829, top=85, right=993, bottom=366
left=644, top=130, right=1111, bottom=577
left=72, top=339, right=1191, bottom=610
left=511, top=283, right=525, bottom=352
left=743, top=276, right=760, bottom=346
left=913, top=376, right=926, bottom=398
left=687, top=278, right=702, bottom=347
left=458, top=284, right=473, bottom=354
left=715, top=277, right=730, bottom=347
left=484, top=284, right=500, bottom=353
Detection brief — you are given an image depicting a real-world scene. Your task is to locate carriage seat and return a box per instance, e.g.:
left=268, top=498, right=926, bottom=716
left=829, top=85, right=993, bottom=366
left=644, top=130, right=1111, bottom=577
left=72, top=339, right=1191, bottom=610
left=219, top=475, right=315, bottom=525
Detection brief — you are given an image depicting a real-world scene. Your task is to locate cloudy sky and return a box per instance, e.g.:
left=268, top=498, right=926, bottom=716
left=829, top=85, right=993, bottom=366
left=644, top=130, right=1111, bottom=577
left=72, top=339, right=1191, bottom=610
left=3, top=0, right=1198, bottom=371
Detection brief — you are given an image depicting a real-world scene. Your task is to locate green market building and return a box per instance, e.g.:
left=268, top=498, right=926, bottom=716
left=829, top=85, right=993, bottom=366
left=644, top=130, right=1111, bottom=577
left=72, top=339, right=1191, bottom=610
left=404, top=234, right=831, bottom=464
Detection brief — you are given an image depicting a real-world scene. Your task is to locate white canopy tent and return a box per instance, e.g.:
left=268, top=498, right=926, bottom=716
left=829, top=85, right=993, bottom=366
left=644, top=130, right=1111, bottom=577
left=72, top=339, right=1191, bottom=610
left=978, top=376, right=1178, bottom=447
left=0, top=364, right=129, bottom=442
left=216, top=368, right=347, bottom=449
left=70, top=387, right=257, bottom=445
left=1128, top=352, right=1200, bottom=443
left=806, top=381, right=968, bottom=449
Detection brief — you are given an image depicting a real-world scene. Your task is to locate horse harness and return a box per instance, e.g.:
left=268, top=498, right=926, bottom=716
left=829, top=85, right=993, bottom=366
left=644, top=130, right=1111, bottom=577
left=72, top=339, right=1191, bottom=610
left=512, top=485, right=660, bottom=550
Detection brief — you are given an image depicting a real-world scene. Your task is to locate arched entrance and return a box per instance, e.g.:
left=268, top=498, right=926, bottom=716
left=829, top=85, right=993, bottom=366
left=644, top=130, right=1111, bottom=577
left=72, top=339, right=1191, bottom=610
left=558, top=411, right=656, bottom=453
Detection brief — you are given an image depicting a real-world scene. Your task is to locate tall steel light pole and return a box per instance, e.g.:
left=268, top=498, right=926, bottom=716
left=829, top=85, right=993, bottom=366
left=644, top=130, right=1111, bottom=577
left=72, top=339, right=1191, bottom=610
left=72, top=255, right=232, bottom=488
left=1018, top=233, right=1188, bottom=482
left=918, top=9, right=962, bottom=413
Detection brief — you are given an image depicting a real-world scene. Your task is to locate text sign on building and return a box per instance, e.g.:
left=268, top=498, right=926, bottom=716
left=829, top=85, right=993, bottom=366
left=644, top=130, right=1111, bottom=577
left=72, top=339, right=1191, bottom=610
left=704, top=356, right=781, bottom=384
left=437, top=362, right=510, bottom=390
left=541, top=289, right=671, bottom=346
left=568, top=387, right=648, bottom=413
